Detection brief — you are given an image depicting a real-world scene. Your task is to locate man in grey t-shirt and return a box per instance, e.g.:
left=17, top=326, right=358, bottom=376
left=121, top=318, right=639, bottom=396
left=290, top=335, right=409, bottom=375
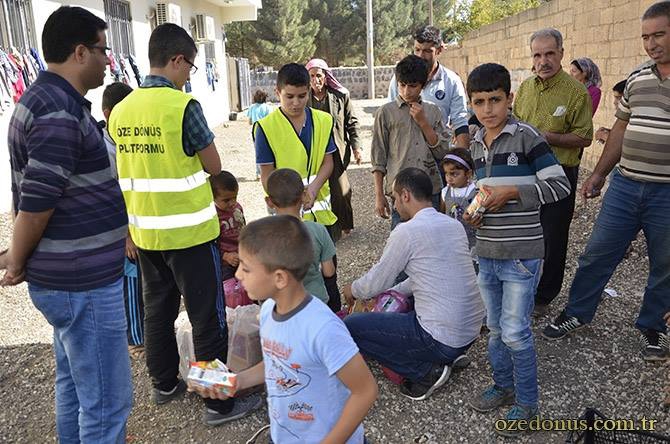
left=343, top=168, right=484, bottom=401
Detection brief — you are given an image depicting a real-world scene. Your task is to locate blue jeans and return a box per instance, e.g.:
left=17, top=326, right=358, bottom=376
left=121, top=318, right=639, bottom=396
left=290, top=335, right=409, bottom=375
left=566, top=170, right=670, bottom=331
left=29, top=279, right=133, bottom=444
left=478, top=257, right=542, bottom=408
left=344, top=311, right=472, bottom=381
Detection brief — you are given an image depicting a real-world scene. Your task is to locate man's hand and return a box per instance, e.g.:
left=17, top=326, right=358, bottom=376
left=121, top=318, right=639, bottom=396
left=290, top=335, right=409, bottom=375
left=353, top=148, right=363, bottom=165
left=408, top=102, right=428, bottom=127
left=463, top=211, right=483, bottom=228
left=580, top=172, right=606, bottom=200
left=126, top=236, right=138, bottom=261
left=303, top=184, right=318, bottom=211
left=374, top=194, right=391, bottom=219
left=0, top=250, right=26, bottom=286
left=222, top=252, right=240, bottom=267
left=342, top=284, right=355, bottom=308
left=482, top=185, right=519, bottom=212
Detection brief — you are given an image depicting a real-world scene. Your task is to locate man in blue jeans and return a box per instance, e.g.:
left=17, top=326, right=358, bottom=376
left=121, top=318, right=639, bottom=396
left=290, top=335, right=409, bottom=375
left=343, top=168, right=485, bottom=401
left=0, top=7, right=132, bottom=442
left=542, top=1, right=670, bottom=362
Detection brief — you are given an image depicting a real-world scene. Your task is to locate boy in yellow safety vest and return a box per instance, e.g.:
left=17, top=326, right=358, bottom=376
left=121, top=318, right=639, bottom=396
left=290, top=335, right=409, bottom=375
left=109, top=23, right=261, bottom=426
left=253, top=63, right=338, bottom=240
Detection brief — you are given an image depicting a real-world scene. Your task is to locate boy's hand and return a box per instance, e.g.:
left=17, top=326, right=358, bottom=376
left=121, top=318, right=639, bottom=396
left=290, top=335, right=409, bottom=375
left=375, top=194, right=391, bottom=219
left=223, top=252, right=240, bottom=267
left=664, top=311, right=670, bottom=327
left=580, top=172, right=606, bottom=200
left=342, top=284, right=355, bottom=308
left=463, top=211, right=483, bottom=228
left=187, top=379, right=238, bottom=400
left=595, top=127, right=610, bottom=143
left=126, top=236, right=138, bottom=260
left=408, top=102, right=428, bottom=126
left=482, top=185, right=518, bottom=212
left=353, top=148, right=362, bottom=165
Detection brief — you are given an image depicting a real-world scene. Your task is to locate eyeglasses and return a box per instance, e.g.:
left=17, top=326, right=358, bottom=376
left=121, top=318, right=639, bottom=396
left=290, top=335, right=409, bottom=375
left=183, top=58, right=198, bottom=75
left=86, top=45, right=111, bottom=56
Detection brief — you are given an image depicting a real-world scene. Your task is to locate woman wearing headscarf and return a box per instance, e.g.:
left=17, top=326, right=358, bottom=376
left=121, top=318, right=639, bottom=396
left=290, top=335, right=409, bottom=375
left=306, top=58, right=361, bottom=241
left=569, top=57, right=603, bottom=116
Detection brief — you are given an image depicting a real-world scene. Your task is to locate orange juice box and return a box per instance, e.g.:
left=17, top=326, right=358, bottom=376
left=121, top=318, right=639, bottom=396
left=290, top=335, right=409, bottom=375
left=187, top=359, right=237, bottom=396
left=465, top=188, right=491, bottom=216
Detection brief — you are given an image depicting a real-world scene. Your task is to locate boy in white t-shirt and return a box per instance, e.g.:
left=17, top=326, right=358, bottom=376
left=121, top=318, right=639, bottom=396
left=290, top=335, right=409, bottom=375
left=193, top=215, right=377, bottom=443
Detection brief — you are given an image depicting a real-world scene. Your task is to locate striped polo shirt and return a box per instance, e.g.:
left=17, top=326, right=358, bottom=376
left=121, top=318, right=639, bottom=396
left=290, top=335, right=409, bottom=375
left=8, top=71, right=128, bottom=291
left=470, top=117, right=571, bottom=260
left=616, top=64, right=670, bottom=183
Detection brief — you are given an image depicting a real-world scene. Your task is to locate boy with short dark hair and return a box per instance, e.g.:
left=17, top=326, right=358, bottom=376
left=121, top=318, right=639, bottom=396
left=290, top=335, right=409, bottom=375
left=463, top=63, right=571, bottom=436
left=101, top=81, right=145, bottom=359
left=265, top=168, right=339, bottom=308
left=229, top=215, right=377, bottom=443
left=210, top=171, right=246, bottom=281
left=109, top=23, right=261, bottom=425
left=372, top=54, right=450, bottom=229
left=253, top=63, right=339, bottom=238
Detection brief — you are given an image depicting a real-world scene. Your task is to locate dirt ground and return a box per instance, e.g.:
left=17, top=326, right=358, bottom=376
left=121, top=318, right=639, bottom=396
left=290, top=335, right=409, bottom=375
left=0, top=99, right=668, bottom=443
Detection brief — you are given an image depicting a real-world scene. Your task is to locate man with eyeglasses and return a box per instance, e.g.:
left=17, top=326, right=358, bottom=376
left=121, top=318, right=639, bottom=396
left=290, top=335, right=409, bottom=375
left=1, top=6, right=132, bottom=442
left=109, top=23, right=262, bottom=426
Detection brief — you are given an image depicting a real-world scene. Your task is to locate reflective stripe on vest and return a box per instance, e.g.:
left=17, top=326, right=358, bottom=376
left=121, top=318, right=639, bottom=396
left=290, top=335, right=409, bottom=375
left=255, top=108, right=337, bottom=226
left=119, top=170, right=208, bottom=193
left=109, top=87, right=219, bottom=250
left=128, top=202, right=216, bottom=230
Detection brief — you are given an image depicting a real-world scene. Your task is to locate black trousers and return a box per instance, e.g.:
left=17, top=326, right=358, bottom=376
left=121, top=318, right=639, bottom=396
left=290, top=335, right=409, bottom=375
left=138, top=240, right=233, bottom=413
left=535, top=165, right=579, bottom=306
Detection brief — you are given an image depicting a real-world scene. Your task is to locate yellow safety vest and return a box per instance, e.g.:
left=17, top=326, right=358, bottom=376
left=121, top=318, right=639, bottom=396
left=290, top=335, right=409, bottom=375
left=254, top=108, right=338, bottom=226
left=109, top=87, right=219, bottom=250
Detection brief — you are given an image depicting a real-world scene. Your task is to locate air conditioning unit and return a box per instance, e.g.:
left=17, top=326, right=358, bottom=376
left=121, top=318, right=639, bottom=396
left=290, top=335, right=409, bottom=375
left=195, top=14, right=216, bottom=41
left=156, top=3, right=182, bottom=26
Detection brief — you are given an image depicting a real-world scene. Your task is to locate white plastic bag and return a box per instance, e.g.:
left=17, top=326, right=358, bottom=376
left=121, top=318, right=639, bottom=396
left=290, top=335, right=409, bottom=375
left=175, top=311, right=194, bottom=381
left=226, top=304, right=262, bottom=372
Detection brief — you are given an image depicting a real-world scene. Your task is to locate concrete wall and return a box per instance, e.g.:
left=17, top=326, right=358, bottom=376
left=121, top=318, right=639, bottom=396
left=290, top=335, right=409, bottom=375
left=438, top=0, right=655, bottom=170
left=250, top=66, right=396, bottom=102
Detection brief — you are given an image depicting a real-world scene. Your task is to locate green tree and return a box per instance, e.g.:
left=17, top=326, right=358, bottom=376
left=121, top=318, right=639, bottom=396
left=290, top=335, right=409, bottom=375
left=363, top=0, right=414, bottom=65
left=224, top=0, right=319, bottom=68
left=306, top=0, right=365, bottom=66
left=465, top=0, right=541, bottom=33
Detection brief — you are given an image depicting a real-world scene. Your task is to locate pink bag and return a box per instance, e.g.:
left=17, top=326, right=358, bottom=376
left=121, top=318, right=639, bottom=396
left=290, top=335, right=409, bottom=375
left=372, top=290, right=412, bottom=313
left=223, top=277, right=253, bottom=308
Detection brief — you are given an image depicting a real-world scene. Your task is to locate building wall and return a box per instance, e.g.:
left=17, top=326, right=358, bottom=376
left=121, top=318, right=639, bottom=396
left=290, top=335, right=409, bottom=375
left=438, top=0, right=655, bottom=171
left=250, top=66, right=396, bottom=102
left=0, top=0, right=248, bottom=212
left=29, top=0, right=232, bottom=125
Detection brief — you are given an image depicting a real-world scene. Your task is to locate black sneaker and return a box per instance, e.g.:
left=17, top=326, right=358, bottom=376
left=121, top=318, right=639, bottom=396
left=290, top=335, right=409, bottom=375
left=399, top=364, right=451, bottom=401
left=202, top=392, right=263, bottom=426
left=640, top=329, right=670, bottom=361
left=542, top=311, right=585, bottom=340
left=152, top=379, right=187, bottom=405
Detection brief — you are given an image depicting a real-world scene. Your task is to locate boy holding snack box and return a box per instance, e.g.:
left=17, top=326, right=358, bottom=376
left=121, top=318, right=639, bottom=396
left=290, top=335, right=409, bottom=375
left=463, top=63, right=571, bottom=437
left=190, top=215, right=377, bottom=443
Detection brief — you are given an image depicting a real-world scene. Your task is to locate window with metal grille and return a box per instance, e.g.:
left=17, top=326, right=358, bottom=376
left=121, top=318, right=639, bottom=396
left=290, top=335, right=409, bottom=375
left=204, top=42, right=216, bottom=61
left=103, top=0, right=135, bottom=57
left=0, top=0, right=37, bottom=51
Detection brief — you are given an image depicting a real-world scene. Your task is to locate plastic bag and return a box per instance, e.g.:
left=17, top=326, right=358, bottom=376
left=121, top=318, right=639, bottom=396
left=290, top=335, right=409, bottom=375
left=373, top=290, right=412, bottom=313
left=175, top=311, right=194, bottom=381
left=224, top=277, right=253, bottom=308
left=226, top=304, right=262, bottom=372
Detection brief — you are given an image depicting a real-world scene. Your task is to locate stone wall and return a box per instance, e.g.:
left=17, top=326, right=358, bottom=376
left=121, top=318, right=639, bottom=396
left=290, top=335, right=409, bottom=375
left=250, top=66, right=396, bottom=102
left=438, top=0, right=655, bottom=170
